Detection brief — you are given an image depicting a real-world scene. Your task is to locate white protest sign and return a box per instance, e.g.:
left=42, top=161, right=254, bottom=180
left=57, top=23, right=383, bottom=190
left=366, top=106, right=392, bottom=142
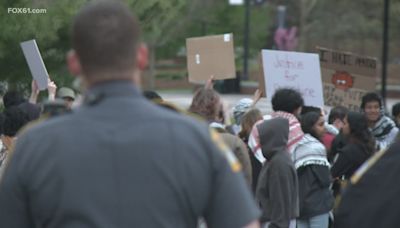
left=20, top=39, right=49, bottom=91
left=261, top=49, right=324, bottom=107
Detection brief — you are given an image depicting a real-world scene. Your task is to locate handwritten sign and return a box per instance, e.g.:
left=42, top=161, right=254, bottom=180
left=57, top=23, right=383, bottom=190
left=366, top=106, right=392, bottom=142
left=317, top=47, right=377, bottom=111
left=261, top=49, right=324, bottom=107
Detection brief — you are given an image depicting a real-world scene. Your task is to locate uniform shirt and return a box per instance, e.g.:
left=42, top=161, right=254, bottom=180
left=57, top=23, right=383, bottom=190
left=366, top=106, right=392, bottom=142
left=0, top=81, right=260, bottom=228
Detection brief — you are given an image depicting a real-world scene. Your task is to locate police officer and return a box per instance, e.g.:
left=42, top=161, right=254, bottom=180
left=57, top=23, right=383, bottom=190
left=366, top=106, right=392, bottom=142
left=0, top=1, right=260, bottom=228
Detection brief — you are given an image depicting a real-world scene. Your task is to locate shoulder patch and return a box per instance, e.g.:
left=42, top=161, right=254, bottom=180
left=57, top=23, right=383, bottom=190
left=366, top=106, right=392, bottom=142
left=209, top=129, right=242, bottom=172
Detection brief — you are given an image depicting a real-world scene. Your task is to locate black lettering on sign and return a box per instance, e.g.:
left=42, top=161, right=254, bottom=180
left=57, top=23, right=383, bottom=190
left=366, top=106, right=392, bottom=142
left=332, top=52, right=352, bottom=66
left=325, top=88, right=344, bottom=107
left=319, top=49, right=328, bottom=63
left=354, top=57, right=376, bottom=69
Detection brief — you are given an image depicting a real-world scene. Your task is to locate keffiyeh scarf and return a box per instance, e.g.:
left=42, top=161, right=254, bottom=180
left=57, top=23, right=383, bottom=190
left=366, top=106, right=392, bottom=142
left=248, top=111, right=304, bottom=163
left=292, top=134, right=330, bottom=169
left=371, top=115, right=396, bottom=141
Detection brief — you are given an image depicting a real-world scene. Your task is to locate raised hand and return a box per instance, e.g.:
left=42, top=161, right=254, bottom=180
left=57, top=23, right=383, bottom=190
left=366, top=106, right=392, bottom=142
left=47, top=78, right=57, bottom=101
left=205, top=75, right=215, bottom=90
left=29, top=80, right=40, bottom=104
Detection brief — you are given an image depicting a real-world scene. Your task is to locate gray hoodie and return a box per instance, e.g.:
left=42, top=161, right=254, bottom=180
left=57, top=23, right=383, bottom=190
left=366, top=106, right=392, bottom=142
left=256, top=118, right=299, bottom=228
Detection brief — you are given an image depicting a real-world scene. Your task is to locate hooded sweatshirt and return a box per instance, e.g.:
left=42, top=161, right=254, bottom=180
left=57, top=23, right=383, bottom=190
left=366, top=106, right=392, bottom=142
left=256, top=118, right=299, bottom=227
left=248, top=111, right=304, bottom=163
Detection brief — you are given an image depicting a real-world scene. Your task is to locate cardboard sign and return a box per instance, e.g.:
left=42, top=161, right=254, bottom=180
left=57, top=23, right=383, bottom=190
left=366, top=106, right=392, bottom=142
left=317, top=47, right=377, bottom=111
left=261, top=49, right=324, bottom=107
left=186, top=34, right=236, bottom=83
left=20, top=39, right=49, bottom=90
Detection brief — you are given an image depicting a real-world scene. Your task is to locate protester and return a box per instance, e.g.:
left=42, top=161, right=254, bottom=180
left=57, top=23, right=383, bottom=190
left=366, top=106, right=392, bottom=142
left=29, top=79, right=57, bottom=104
left=360, top=92, right=398, bottom=150
left=300, top=106, right=321, bottom=115
left=17, top=102, right=41, bottom=121
left=301, top=105, right=339, bottom=151
left=238, top=108, right=264, bottom=193
left=248, top=87, right=304, bottom=163
left=231, top=98, right=253, bottom=134
left=230, top=89, right=262, bottom=135
left=189, top=88, right=221, bottom=124
left=0, top=2, right=260, bottom=227
left=293, top=112, right=333, bottom=228
left=0, top=106, right=30, bottom=172
left=331, top=111, right=375, bottom=179
left=334, top=139, right=400, bottom=228
left=327, top=106, right=349, bottom=162
left=56, top=87, right=76, bottom=110
left=391, top=102, right=400, bottom=127
left=328, top=106, right=348, bottom=132
left=2, top=90, right=25, bottom=109
left=3, top=85, right=41, bottom=122
left=189, top=87, right=253, bottom=187
left=256, top=118, right=299, bottom=228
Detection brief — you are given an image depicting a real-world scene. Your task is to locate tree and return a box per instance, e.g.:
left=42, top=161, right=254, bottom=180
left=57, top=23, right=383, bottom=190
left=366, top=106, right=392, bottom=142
left=0, top=0, right=86, bottom=93
left=127, top=0, right=193, bottom=89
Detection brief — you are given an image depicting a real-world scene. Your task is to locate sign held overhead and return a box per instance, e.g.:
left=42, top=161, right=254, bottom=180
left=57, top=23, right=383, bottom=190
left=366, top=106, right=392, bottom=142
left=20, top=39, right=49, bottom=91
left=261, top=49, right=324, bottom=107
left=186, top=34, right=236, bottom=84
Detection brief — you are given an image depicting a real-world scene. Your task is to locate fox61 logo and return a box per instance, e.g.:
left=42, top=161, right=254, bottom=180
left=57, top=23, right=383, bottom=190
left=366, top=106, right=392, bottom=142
left=7, top=8, right=46, bottom=14
left=8, top=8, right=28, bottom=13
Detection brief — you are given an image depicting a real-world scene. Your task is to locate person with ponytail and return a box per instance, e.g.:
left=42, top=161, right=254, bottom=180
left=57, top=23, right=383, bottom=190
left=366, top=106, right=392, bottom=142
left=293, top=112, right=333, bottom=228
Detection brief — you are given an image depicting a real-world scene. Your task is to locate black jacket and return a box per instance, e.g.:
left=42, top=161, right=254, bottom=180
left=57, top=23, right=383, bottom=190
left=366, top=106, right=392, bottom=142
left=256, top=118, right=299, bottom=228
left=297, top=165, right=334, bottom=219
left=331, top=143, right=371, bottom=179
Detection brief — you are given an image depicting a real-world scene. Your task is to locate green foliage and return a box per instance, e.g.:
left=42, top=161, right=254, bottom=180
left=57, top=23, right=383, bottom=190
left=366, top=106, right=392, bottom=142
left=127, top=0, right=189, bottom=46
left=156, top=1, right=274, bottom=71
left=1, top=0, right=399, bottom=93
left=0, top=0, right=190, bottom=92
left=0, top=0, right=86, bottom=91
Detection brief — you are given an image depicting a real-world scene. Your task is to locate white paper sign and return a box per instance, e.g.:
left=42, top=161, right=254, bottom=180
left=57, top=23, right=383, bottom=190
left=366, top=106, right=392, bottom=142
left=20, top=39, right=49, bottom=91
left=261, top=49, right=324, bottom=107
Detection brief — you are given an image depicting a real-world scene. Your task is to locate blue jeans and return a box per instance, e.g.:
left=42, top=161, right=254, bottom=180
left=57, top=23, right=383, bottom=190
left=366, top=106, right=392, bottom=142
left=262, top=219, right=296, bottom=228
left=297, top=213, right=329, bottom=228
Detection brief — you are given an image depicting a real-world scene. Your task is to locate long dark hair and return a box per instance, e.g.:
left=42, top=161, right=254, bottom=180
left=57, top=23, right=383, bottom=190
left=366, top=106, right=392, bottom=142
left=301, top=112, right=322, bottom=141
left=346, top=111, right=376, bottom=155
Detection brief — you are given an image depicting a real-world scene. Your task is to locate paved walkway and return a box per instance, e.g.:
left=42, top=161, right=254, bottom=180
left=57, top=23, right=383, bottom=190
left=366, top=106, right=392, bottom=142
left=159, top=91, right=400, bottom=117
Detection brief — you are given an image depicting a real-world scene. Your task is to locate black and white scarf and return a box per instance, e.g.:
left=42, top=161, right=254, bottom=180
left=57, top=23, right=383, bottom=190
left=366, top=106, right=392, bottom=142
left=371, top=115, right=396, bottom=141
left=292, top=134, right=330, bottom=169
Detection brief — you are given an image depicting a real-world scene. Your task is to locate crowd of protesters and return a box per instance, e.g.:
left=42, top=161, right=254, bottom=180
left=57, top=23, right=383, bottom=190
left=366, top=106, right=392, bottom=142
left=0, top=1, right=400, bottom=228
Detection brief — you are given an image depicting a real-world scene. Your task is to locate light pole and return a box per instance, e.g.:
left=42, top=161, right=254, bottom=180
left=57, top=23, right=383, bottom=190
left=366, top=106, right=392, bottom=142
left=243, top=0, right=250, bottom=80
left=381, top=0, right=390, bottom=107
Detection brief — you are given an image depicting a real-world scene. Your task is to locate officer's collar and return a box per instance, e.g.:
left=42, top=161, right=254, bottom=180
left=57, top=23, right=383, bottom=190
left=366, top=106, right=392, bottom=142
left=83, top=80, right=141, bottom=106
